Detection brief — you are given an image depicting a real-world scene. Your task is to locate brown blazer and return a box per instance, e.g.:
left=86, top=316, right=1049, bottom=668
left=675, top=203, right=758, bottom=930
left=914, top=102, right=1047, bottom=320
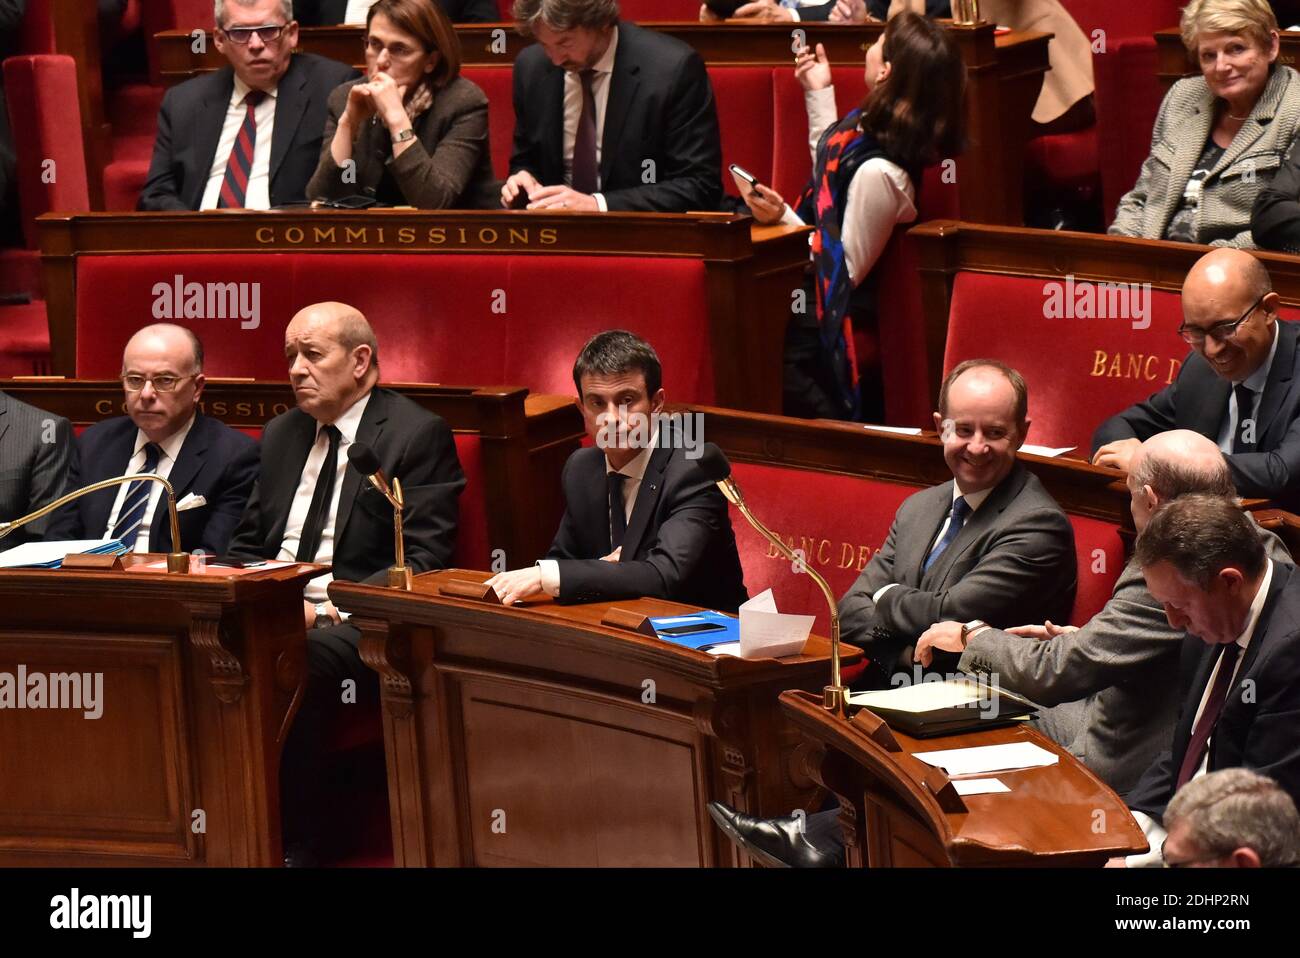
left=307, top=74, right=497, bottom=209
left=887, top=0, right=1093, bottom=123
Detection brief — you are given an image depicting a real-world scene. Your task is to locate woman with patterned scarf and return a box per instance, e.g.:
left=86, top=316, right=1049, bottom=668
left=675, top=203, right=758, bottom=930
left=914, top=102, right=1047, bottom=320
left=746, top=11, right=964, bottom=420
left=308, top=0, right=498, bottom=209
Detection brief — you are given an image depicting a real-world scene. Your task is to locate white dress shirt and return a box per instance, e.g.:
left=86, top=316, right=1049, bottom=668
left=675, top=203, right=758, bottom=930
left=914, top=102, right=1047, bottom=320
left=199, top=75, right=279, bottom=211
left=562, top=25, right=619, bottom=211
left=537, top=431, right=655, bottom=596
left=1215, top=321, right=1280, bottom=453
left=871, top=483, right=993, bottom=603
left=779, top=86, right=917, bottom=288
left=1125, top=559, right=1273, bottom=867
left=276, top=391, right=372, bottom=603
left=103, top=414, right=196, bottom=553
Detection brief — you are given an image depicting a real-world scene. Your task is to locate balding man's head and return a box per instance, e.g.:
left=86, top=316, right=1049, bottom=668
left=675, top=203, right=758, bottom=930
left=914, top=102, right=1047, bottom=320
left=1180, top=248, right=1277, bottom=384
left=1127, top=429, right=1236, bottom=532
left=120, top=323, right=206, bottom=443
left=284, top=302, right=380, bottom=423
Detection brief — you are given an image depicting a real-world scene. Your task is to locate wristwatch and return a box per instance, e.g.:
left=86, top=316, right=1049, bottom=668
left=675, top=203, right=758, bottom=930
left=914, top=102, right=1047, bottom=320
left=392, top=127, right=415, bottom=143
left=313, top=602, right=332, bottom=629
left=960, top=619, right=990, bottom=648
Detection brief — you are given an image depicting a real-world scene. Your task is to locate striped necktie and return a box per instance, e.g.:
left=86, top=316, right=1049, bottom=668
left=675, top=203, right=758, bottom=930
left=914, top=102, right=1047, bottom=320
left=217, top=89, right=265, bottom=209
left=111, top=442, right=163, bottom=550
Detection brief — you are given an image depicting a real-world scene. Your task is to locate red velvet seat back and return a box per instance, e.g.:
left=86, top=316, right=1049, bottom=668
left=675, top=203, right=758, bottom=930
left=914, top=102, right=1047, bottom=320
left=617, top=1, right=702, bottom=18
left=143, top=0, right=215, bottom=83
left=3, top=56, right=91, bottom=249
left=770, top=67, right=868, bottom=201
left=729, top=461, right=922, bottom=635
left=74, top=253, right=714, bottom=401
left=1067, top=513, right=1124, bottom=626
left=19, top=0, right=55, bottom=53
left=451, top=432, right=488, bottom=568
left=461, top=66, right=514, bottom=182
left=708, top=67, right=774, bottom=203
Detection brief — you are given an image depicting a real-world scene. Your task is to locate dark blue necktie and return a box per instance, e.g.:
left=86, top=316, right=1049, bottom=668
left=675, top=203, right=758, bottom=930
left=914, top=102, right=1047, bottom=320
left=924, top=496, right=970, bottom=572
left=111, top=442, right=163, bottom=549
left=1232, top=384, right=1256, bottom=454
left=608, top=472, right=627, bottom=551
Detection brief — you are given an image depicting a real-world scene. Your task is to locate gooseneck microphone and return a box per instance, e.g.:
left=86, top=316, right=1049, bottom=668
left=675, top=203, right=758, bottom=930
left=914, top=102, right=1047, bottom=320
left=347, top=443, right=412, bottom=590
left=0, top=473, right=190, bottom=573
left=699, top=446, right=848, bottom=716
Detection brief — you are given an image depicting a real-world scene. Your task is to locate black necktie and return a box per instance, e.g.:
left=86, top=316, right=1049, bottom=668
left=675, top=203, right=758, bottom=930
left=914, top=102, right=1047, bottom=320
left=1232, top=384, right=1256, bottom=454
left=297, top=424, right=341, bottom=563
left=572, top=68, right=598, bottom=194
left=608, top=472, right=627, bottom=552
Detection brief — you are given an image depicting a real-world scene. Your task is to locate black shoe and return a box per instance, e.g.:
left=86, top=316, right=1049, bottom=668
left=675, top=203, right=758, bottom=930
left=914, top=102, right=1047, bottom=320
left=707, top=802, right=844, bottom=868
left=282, top=841, right=320, bottom=868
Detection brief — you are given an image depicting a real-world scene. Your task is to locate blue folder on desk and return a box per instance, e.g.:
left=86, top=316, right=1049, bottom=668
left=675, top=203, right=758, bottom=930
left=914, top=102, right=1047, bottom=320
left=647, top=610, right=740, bottom=650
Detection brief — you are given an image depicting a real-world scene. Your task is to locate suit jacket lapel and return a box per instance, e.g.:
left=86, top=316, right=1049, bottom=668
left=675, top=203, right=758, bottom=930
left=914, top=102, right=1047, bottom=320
left=333, top=389, right=387, bottom=547
left=900, top=481, right=954, bottom=583
left=599, top=48, right=639, bottom=188
left=1185, top=357, right=1233, bottom=435
left=0, top=392, right=9, bottom=448
left=1253, top=321, right=1296, bottom=442
left=150, top=416, right=208, bottom=549
left=268, top=55, right=308, bottom=192
left=189, top=69, right=236, bottom=209
left=619, top=444, right=671, bottom=561
left=266, top=411, right=318, bottom=546
left=541, top=66, right=565, bottom=183
left=924, top=467, right=1029, bottom=583
left=1162, top=93, right=1214, bottom=229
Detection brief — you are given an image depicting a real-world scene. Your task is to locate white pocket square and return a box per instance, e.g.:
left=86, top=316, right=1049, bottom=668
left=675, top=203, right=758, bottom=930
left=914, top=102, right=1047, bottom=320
left=176, top=493, right=207, bottom=512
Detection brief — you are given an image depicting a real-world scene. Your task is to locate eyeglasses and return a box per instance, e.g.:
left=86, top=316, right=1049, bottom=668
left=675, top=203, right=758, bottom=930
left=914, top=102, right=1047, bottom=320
left=220, top=24, right=289, bottom=45
left=1177, top=294, right=1265, bottom=346
left=122, top=374, right=196, bottom=393
left=364, top=36, right=427, bottom=60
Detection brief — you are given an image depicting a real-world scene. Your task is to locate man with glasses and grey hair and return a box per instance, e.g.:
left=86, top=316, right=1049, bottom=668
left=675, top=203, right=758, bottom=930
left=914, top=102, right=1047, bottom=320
left=1162, top=768, right=1300, bottom=867
left=140, top=0, right=358, bottom=210
left=1092, top=247, right=1300, bottom=509
left=48, top=324, right=258, bottom=556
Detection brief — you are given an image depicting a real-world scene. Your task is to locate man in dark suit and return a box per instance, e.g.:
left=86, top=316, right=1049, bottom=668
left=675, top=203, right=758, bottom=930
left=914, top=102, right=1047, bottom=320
left=226, top=301, right=464, bottom=864
left=139, top=0, right=358, bottom=210
left=1093, top=248, right=1300, bottom=511
left=1122, top=494, right=1300, bottom=866
left=49, top=325, right=257, bottom=556
left=0, top=391, right=76, bottom=551
left=486, top=330, right=747, bottom=612
left=500, top=0, right=723, bottom=213
left=295, top=0, right=500, bottom=23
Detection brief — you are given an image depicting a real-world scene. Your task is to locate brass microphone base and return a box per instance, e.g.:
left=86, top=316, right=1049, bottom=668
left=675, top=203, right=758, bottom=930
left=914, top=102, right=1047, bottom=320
left=166, top=552, right=190, bottom=574
left=388, top=565, right=413, bottom=590
left=822, top=684, right=850, bottom=718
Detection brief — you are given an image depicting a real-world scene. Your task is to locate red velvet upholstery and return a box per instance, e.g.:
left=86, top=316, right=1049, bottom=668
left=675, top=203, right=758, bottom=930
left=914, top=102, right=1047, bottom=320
left=19, top=0, right=54, bottom=53
left=617, top=1, right=703, bottom=19
left=142, top=0, right=214, bottom=83
left=73, top=253, right=715, bottom=401
left=3, top=56, right=91, bottom=248
left=452, top=432, right=488, bottom=569
left=0, top=303, right=51, bottom=376
left=710, top=67, right=774, bottom=202
left=1068, top=513, right=1124, bottom=626
left=0, top=248, right=43, bottom=300
left=770, top=67, right=867, bottom=200
left=461, top=66, right=514, bottom=182
left=1025, top=125, right=1099, bottom=203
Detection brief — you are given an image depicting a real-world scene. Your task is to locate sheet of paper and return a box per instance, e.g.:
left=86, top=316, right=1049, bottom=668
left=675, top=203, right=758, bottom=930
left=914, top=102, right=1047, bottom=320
left=951, top=778, right=1010, bottom=796
left=738, top=588, right=813, bottom=659
left=913, top=742, right=1058, bottom=777
left=850, top=678, right=988, bottom=713
left=704, top=641, right=743, bottom=657
left=1020, top=444, right=1076, bottom=458
left=0, top=539, right=117, bottom=569
left=862, top=425, right=923, bottom=436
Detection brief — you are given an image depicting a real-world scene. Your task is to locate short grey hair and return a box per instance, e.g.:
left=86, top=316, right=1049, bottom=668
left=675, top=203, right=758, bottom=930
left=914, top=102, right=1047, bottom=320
left=1165, top=768, right=1300, bottom=866
left=512, top=0, right=619, bottom=34
left=336, top=310, right=380, bottom=370
left=214, top=0, right=294, bottom=29
left=1180, top=0, right=1279, bottom=55
left=1130, top=449, right=1235, bottom=502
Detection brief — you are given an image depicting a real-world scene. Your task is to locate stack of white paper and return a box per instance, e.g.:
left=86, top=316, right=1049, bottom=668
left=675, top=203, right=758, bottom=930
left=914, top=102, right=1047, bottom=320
left=738, top=588, right=814, bottom=659
left=0, top=539, right=123, bottom=569
left=913, top=741, right=1058, bottom=777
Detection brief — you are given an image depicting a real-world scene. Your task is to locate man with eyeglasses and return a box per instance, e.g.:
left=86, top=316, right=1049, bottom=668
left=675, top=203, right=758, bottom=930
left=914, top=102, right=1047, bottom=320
left=139, top=0, right=358, bottom=211
left=1092, top=247, right=1300, bottom=509
left=48, top=324, right=258, bottom=556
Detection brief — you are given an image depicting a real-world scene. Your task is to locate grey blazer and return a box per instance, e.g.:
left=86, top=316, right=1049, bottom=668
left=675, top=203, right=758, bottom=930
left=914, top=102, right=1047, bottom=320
left=1109, top=66, right=1300, bottom=247
left=0, top=391, right=76, bottom=550
left=307, top=75, right=497, bottom=210
left=839, top=463, right=1077, bottom=684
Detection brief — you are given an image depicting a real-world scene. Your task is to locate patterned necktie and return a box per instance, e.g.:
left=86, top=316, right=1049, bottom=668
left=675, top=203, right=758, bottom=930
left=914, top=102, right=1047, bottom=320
left=218, top=89, right=265, bottom=209
left=296, top=425, right=342, bottom=563
left=608, top=472, right=627, bottom=552
left=1176, top=642, right=1243, bottom=789
left=923, top=496, right=970, bottom=572
left=571, top=69, right=598, bottom=194
left=111, top=442, right=163, bottom=550
left=1232, top=384, right=1256, bottom=454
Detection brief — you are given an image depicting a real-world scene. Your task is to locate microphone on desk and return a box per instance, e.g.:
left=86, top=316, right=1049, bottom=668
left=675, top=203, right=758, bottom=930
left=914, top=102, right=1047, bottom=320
left=698, top=446, right=849, bottom=717
left=347, top=443, right=412, bottom=590
left=0, top=473, right=191, bottom=573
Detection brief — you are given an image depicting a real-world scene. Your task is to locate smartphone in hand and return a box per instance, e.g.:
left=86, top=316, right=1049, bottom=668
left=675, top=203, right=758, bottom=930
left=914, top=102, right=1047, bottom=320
left=728, top=163, right=762, bottom=198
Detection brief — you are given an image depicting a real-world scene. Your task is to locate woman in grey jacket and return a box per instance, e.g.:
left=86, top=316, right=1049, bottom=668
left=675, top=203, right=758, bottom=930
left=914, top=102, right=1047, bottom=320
left=307, top=0, right=496, bottom=209
left=1110, top=0, right=1300, bottom=247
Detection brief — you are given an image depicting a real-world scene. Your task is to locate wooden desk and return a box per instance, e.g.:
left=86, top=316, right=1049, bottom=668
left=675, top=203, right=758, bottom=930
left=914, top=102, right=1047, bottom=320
left=35, top=211, right=808, bottom=415
left=1157, top=27, right=1300, bottom=94
left=780, top=690, right=1149, bottom=866
left=0, top=556, right=320, bottom=866
left=153, top=22, right=1048, bottom=225
left=329, top=568, right=862, bottom=867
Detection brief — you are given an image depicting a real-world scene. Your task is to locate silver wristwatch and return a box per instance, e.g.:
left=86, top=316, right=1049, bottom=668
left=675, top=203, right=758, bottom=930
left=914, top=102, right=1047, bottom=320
left=392, top=127, right=415, bottom=143
left=313, top=602, right=332, bottom=629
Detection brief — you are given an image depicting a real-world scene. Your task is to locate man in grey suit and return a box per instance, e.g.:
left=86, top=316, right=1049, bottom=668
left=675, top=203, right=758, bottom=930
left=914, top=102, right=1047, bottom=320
left=916, top=429, right=1293, bottom=796
left=840, top=358, right=1077, bottom=689
left=0, top=391, right=76, bottom=551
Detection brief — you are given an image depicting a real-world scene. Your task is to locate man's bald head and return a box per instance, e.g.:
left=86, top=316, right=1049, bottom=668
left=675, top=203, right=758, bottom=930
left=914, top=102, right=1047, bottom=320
left=120, top=323, right=207, bottom=443
left=1182, top=248, right=1272, bottom=306
left=285, top=302, right=380, bottom=368
left=284, top=302, right=380, bottom=423
left=1128, top=429, right=1236, bottom=532
left=1180, top=248, right=1277, bottom=384
left=121, top=323, right=203, bottom=375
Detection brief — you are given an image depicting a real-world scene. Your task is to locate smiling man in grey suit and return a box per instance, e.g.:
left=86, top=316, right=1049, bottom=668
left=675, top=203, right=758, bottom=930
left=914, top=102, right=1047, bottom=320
left=0, top=391, right=76, bottom=551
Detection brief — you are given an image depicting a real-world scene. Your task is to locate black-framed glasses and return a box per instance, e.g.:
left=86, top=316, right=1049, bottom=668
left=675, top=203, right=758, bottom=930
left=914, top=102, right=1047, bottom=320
left=363, top=35, right=428, bottom=59
left=122, top=374, right=196, bottom=393
left=220, top=24, right=289, bottom=45
left=1177, top=294, right=1265, bottom=346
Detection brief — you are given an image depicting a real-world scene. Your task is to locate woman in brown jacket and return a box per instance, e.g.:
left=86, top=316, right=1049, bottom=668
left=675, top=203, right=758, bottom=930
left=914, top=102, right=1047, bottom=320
left=307, top=0, right=497, bottom=209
